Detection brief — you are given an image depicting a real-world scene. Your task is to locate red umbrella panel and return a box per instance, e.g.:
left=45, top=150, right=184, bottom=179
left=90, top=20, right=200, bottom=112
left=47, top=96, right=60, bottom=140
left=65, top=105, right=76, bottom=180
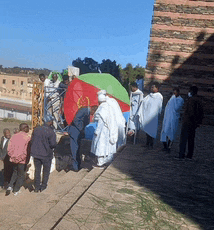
left=64, top=78, right=130, bottom=125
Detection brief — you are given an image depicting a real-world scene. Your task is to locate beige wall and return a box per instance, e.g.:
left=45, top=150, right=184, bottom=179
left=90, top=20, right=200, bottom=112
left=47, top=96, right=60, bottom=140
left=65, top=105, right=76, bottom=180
left=0, top=74, right=32, bottom=101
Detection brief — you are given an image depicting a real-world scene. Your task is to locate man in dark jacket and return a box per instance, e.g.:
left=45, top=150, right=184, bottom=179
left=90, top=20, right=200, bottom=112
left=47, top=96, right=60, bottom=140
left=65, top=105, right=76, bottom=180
left=30, top=115, right=57, bottom=192
left=178, top=86, right=204, bottom=159
left=0, top=128, right=13, bottom=189
left=67, top=106, right=97, bottom=172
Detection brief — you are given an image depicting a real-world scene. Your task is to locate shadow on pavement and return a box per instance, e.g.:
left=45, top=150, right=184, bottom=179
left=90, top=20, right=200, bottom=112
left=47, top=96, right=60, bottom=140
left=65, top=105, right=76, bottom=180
left=112, top=125, right=214, bottom=230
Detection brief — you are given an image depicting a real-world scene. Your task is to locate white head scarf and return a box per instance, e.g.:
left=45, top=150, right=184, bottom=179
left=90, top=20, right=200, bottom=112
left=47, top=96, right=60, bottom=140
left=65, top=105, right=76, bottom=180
left=97, top=90, right=107, bottom=96
left=98, top=94, right=106, bottom=102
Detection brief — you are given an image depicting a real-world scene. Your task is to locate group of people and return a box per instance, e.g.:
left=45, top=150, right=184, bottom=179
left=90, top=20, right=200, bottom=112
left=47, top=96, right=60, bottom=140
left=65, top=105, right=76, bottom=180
left=128, top=82, right=204, bottom=159
left=39, top=73, right=71, bottom=129
left=64, top=89, right=126, bottom=171
left=0, top=74, right=204, bottom=196
left=0, top=119, right=56, bottom=196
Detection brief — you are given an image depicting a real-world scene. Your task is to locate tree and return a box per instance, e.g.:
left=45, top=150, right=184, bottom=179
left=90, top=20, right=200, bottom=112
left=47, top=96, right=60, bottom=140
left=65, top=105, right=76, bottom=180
left=120, top=63, right=145, bottom=93
left=72, top=57, right=99, bottom=75
left=99, top=59, right=121, bottom=81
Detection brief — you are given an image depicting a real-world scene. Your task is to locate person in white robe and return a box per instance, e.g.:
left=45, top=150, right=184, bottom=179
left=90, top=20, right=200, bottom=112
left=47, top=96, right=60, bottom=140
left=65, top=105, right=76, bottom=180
left=160, top=87, right=184, bottom=152
left=127, top=82, right=144, bottom=136
left=44, top=74, right=61, bottom=129
left=91, top=94, right=118, bottom=167
left=138, top=82, right=163, bottom=149
left=98, top=90, right=126, bottom=148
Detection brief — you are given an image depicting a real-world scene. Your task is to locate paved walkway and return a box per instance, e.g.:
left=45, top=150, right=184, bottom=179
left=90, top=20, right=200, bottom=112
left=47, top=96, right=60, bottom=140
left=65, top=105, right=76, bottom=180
left=0, top=125, right=214, bottom=230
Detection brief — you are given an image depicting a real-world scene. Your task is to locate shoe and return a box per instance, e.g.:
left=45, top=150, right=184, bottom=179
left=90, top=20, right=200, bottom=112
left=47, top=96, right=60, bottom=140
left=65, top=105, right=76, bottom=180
left=5, top=187, right=12, bottom=196
left=92, top=165, right=105, bottom=169
left=34, top=189, right=40, bottom=193
left=13, top=190, right=21, bottom=196
left=40, top=188, right=46, bottom=193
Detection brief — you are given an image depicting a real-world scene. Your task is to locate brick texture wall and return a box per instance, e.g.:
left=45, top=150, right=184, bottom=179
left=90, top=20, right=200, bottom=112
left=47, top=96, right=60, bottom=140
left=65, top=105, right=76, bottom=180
left=145, top=0, right=214, bottom=115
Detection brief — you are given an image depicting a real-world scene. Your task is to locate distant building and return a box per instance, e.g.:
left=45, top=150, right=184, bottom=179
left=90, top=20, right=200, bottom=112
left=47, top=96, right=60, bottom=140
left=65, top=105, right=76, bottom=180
left=0, top=74, right=33, bottom=120
left=0, top=101, right=31, bottom=121
left=0, top=74, right=33, bottom=102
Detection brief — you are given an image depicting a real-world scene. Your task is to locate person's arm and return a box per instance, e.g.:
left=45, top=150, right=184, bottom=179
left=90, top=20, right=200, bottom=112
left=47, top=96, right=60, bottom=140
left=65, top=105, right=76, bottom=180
left=48, top=130, right=57, bottom=149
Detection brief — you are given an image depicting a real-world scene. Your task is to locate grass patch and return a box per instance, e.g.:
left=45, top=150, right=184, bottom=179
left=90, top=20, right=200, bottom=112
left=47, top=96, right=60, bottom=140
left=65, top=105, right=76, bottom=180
left=117, top=188, right=135, bottom=195
left=2, top=118, right=31, bottom=125
left=65, top=190, right=198, bottom=229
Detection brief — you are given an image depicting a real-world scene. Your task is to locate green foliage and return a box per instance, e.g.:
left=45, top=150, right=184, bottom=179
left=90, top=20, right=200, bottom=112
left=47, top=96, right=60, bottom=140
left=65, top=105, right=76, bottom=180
left=120, top=63, right=145, bottom=93
left=2, top=118, right=31, bottom=126
left=0, top=65, right=51, bottom=76
left=72, top=58, right=145, bottom=92
left=72, top=57, right=99, bottom=75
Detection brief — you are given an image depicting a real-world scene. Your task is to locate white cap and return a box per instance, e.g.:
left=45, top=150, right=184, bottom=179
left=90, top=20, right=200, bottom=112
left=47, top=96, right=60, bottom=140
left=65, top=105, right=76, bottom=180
left=98, top=94, right=106, bottom=102
left=97, top=90, right=107, bottom=96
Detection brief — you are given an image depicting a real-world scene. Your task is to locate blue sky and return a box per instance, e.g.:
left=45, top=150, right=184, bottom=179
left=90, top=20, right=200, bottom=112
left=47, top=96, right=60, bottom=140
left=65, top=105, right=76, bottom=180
left=0, top=0, right=154, bottom=71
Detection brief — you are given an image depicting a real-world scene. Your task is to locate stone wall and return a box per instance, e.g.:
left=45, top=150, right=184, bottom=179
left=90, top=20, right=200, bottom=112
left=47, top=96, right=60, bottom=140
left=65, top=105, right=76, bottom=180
left=145, top=0, right=214, bottom=115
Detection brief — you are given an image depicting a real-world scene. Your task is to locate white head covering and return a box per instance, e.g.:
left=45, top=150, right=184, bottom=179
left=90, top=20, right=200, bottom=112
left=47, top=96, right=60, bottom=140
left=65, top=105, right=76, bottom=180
left=97, top=90, right=107, bottom=96
left=98, top=94, right=106, bottom=102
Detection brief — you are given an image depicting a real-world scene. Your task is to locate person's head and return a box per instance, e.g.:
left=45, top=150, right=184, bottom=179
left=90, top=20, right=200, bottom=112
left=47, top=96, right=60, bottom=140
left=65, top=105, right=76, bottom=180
left=52, top=74, right=58, bottom=83
left=19, top=123, right=29, bottom=133
left=97, top=90, right=107, bottom=96
left=130, top=82, right=138, bottom=92
left=98, top=94, right=106, bottom=104
left=3, top=128, right=11, bottom=139
left=63, top=75, right=70, bottom=85
left=90, top=105, right=98, bottom=115
left=173, top=87, right=180, bottom=97
left=72, top=75, right=76, bottom=80
left=150, top=82, right=160, bottom=93
left=43, top=115, right=54, bottom=126
left=39, top=74, right=45, bottom=82
left=189, top=86, right=198, bottom=96
left=13, top=128, right=19, bottom=134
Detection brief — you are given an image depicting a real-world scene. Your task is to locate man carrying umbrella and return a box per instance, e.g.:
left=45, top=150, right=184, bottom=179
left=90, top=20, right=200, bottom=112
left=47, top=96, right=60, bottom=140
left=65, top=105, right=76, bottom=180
left=66, top=105, right=98, bottom=172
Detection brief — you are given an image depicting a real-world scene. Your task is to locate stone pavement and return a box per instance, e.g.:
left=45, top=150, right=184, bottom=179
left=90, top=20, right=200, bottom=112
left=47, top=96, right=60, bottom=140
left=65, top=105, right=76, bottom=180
left=0, top=124, right=214, bottom=230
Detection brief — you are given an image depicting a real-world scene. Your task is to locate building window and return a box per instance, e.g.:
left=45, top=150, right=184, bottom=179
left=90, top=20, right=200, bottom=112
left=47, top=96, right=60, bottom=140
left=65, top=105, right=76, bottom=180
left=12, top=80, right=15, bottom=85
left=21, top=81, right=24, bottom=86
left=8, top=113, right=14, bottom=118
left=3, top=79, right=6, bottom=84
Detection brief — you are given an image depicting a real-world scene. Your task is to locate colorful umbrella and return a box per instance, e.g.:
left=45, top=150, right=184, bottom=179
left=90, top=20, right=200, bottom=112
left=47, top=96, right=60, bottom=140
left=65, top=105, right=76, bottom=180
left=64, top=73, right=130, bottom=124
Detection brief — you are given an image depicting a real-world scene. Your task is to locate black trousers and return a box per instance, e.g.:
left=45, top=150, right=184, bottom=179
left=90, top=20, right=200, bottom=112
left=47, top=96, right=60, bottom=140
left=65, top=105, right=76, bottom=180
left=179, top=123, right=196, bottom=159
left=68, top=126, right=81, bottom=171
left=146, top=133, right=154, bottom=147
left=3, top=155, right=13, bottom=183
left=9, top=163, right=27, bottom=192
left=34, top=157, right=52, bottom=190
